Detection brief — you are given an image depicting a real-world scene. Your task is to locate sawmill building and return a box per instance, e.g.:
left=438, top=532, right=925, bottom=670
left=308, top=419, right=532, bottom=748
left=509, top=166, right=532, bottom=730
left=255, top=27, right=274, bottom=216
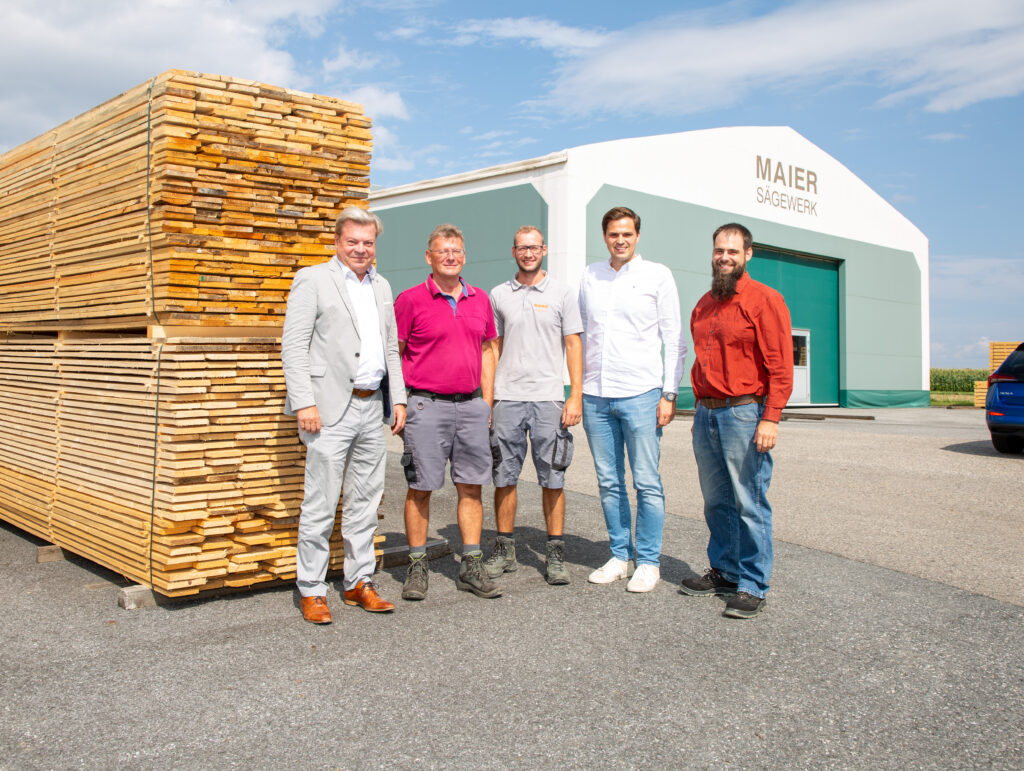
left=369, top=127, right=929, bottom=408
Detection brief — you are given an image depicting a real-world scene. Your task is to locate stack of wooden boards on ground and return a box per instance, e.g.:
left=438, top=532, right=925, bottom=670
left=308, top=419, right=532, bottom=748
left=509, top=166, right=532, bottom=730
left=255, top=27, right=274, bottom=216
left=974, top=342, right=1020, bottom=407
left=0, top=70, right=375, bottom=596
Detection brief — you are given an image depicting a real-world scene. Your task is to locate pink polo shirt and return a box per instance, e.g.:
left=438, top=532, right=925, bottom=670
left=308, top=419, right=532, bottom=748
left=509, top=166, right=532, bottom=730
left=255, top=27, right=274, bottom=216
left=395, top=275, right=496, bottom=394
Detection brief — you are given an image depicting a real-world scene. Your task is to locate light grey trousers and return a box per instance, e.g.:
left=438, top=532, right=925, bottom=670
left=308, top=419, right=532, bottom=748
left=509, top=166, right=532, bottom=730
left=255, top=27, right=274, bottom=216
left=296, top=392, right=385, bottom=595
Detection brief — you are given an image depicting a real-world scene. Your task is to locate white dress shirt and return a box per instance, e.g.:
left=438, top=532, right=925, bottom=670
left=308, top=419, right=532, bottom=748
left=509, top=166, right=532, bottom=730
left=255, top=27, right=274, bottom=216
left=578, top=255, right=687, bottom=398
left=338, top=260, right=386, bottom=389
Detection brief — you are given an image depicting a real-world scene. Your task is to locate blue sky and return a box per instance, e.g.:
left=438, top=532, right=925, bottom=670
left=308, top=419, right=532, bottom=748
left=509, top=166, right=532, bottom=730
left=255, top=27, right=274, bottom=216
left=2, top=0, right=1022, bottom=367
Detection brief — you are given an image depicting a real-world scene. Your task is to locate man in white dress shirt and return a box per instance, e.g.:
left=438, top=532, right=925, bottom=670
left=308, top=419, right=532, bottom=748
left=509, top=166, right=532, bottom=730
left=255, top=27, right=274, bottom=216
left=578, top=206, right=687, bottom=592
left=282, top=207, right=407, bottom=623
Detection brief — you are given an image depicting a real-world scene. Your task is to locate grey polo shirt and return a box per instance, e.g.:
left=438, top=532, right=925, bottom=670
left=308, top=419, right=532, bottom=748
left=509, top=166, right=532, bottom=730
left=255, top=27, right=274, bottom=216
left=490, top=274, right=583, bottom=402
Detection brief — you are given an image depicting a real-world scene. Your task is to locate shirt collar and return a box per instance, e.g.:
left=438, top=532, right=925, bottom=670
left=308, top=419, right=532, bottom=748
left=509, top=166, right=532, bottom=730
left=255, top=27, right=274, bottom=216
left=604, top=254, right=643, bottom=273
left=335, top=258, right=375, bottom=283
left=427, top=274, right=472, bottom=297
left=510, top=272, right=549, bottom=292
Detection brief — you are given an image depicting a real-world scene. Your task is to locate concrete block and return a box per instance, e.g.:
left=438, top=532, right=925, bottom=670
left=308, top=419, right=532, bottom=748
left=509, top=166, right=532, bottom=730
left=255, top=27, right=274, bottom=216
left=36, top=545, right=69, bottom=563
left=117, top=585, right=159, bottom=610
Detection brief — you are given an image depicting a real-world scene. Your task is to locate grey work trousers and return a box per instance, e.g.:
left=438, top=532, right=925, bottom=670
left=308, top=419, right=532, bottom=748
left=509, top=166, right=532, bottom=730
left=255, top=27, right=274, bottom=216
left=296, top=391, right=385, bottom=595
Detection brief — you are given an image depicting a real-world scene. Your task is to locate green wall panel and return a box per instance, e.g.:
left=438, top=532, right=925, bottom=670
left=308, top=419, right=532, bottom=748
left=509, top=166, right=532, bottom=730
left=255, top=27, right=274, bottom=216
left=374, top=185, right=548, bottom=295
left=841, top=390, right=930, bottom=408
left=750, top=249, right=840, bottom=404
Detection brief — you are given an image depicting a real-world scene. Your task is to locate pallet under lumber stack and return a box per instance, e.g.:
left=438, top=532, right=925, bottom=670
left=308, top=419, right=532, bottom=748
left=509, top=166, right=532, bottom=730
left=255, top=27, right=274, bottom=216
left=0, top=71, right=380, bottom=597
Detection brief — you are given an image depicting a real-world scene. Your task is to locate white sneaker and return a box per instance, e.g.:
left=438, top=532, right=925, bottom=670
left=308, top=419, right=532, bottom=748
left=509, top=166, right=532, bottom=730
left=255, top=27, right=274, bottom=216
left=588, top=557, right=634, bottom=584
left=626, top=564, right=660, bottom=593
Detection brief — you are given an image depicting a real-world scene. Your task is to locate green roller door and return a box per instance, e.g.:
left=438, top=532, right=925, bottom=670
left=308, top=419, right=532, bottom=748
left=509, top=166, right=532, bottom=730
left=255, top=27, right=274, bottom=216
left=750, top=248, right=840, bottom=405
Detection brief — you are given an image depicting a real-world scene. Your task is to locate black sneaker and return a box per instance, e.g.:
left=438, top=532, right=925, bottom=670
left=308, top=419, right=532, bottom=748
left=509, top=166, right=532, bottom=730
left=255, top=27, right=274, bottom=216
left=723, top=592, right=766, bottom=619
left=483, top=535, right=517, bottom=578
left=544, top=539, right=570, bottom=585
left=401, top=556, right=429, bottom=600
left=456, top=553, right=502, bottom=598
left=678, top=568, right=738, bottom=597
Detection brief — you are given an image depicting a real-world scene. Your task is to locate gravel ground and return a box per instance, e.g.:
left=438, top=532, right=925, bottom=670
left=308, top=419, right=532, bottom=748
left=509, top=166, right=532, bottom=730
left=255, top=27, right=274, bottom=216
left=1, top=406, right=1021, bottom=769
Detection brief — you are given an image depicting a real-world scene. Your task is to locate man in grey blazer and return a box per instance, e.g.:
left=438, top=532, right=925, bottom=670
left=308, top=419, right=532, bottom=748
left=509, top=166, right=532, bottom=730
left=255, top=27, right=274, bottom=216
left=282, top=206, right=407, bottom=624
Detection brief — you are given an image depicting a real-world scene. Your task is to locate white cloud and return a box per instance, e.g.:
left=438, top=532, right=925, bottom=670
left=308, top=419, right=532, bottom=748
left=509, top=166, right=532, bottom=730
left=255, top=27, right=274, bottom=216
left=344, top=85, right=409, bottom=120
left=390, top=25, right=424, bottom=40
left=930, top=255, right=1024, bottom=304
left=925, top=132, right=967, bottom=142
left=0, top=0, right=340, bottom=151
left=541, top=0, right=1024, bottom=117
left=456, top=17, right=607, bottom=54
left=472, top=130, right=515, bottom=142
left=323, top=45, right=383, bottom=75
left=374, top=155, right=415, bottom=172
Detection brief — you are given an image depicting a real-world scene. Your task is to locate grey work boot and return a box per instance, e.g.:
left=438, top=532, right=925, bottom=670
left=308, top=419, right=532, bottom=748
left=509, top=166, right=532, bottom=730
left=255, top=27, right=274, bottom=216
left=457, top=553, right=503, bottom=598
left=482, top=535, right=518, bottom=578
left=544, top=539, right=570, bottom=585
left=401, top=556, right=429, bottom=601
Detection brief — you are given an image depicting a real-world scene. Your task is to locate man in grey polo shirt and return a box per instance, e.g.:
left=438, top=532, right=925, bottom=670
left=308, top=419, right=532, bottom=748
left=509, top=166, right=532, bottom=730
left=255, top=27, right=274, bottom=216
left=484, top=225, right=583, bottom=585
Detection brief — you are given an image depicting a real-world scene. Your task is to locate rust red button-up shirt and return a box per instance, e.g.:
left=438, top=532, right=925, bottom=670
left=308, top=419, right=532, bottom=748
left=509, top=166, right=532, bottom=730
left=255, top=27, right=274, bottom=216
left=690, top=272, right=794, bottom=423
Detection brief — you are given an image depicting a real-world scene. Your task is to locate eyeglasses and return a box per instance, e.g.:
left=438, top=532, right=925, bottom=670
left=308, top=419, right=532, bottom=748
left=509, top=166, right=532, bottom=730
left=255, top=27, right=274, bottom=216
left=430, top=249, right=465, bottom=258
left=514, top=245, right=545, bottom=255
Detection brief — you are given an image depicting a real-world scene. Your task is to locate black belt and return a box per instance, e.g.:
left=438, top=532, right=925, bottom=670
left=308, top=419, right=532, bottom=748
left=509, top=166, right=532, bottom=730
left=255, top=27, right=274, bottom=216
left=407, top=387, right=482, bottom=403
left=698, top=394, right=764, bottom=409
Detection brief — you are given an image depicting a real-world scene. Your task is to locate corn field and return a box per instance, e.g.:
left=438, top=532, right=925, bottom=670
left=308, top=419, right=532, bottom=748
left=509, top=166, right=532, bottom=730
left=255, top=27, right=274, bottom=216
left=930, top=368, right=989, bottom=392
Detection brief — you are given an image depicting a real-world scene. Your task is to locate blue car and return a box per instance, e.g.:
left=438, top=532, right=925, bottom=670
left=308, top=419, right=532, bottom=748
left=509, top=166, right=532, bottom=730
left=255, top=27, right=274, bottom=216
left=986, top=342, right=1024, bottom=454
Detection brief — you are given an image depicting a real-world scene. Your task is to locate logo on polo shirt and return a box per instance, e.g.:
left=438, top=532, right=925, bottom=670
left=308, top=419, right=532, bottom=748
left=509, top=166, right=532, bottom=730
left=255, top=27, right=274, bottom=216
left=533, top=303, right=549, bottom=311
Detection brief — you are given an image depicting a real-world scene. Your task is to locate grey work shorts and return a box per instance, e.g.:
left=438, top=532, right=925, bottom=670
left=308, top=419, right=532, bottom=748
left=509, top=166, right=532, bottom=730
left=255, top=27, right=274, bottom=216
left=401, top=395, right=491, bottom=490
left=491, top=400, right=573, bottom=489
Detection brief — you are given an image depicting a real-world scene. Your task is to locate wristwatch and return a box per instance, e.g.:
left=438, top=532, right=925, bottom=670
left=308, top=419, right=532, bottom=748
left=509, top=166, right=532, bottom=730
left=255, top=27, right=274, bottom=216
left=663, top=392, right=677, bottom=402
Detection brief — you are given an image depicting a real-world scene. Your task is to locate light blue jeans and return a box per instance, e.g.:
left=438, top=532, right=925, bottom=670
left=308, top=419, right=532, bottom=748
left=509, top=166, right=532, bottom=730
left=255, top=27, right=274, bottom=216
left=692, top=401, right=774, bottom=598
left=582, top=389, right=665, bottom=567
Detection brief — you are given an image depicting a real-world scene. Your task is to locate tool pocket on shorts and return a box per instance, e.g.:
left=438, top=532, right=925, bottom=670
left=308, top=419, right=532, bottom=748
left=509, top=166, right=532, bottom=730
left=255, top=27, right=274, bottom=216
left=401, top=449, right=417, bottom=484
left=550, top=428, right=574, bottom=471
left=489, top=428, right=502, bottom=472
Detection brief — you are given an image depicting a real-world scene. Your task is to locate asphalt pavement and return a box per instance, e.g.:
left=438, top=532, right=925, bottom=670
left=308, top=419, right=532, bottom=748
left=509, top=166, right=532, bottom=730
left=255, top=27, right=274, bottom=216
left=1, top=406, right=1022, bottom=769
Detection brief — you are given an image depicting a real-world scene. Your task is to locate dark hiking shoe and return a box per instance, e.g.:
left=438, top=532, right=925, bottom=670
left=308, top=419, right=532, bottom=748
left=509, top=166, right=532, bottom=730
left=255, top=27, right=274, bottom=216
left=544, top=539, right=570, bottom=585
left=401, top=556, right=429, bottom=600
left=457, top=553, right=503, bottom=598
left=483, top=535, right=518, bottom=578
left=678, top=567, right=738, bottom=597
left=723, top=592, right=767, bottom=619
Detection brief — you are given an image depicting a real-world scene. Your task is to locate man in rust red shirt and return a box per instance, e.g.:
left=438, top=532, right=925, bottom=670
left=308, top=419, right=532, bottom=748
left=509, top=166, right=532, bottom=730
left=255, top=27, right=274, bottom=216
left=680, top=223, right=793, bottom=619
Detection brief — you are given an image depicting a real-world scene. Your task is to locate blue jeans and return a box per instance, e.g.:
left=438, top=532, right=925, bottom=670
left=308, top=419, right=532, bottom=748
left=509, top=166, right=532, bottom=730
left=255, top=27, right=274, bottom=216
left=692, top=401, right=774, bottom=598
left=582, top=389, right=665, bottom=566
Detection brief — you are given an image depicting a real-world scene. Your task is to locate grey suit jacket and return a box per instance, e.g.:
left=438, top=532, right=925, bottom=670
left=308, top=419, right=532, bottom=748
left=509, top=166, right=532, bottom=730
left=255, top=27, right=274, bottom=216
left=281, top=257, right=405, bottom=427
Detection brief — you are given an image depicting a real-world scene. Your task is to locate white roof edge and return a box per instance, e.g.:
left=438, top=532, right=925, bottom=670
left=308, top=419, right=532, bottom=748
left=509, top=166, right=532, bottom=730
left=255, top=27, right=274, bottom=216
left=369, top=150, right=568, bottom=201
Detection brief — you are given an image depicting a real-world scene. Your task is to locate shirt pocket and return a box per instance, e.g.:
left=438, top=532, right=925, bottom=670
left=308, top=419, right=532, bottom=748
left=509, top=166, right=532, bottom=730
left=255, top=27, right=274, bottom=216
left=310, top=364, right=327, bottom=378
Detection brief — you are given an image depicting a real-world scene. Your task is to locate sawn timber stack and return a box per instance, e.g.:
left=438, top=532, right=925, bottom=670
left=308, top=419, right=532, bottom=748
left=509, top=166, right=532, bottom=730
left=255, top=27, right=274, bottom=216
left=0, top=69, right=370, bottom=330
left=0, top=71, right=378, bottom=597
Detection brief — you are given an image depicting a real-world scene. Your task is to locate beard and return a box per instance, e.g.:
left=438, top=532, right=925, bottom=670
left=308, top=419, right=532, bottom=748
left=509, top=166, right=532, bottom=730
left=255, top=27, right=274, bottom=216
left=711, top=261, right=745, bottom=299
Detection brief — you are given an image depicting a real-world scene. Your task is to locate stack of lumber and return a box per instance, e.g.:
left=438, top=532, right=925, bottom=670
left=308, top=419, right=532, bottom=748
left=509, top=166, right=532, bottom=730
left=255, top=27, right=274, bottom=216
left=975, top=342, right=1021, bottom=407
left=0, top=71, right=381, bottom=598
left=0, top=69, right=371, bottom=331
left=0, top=335, right=59, bottom=538
left=0, top=333, right=381, bottom=597
left=989, top=342, right=1019, bottom=371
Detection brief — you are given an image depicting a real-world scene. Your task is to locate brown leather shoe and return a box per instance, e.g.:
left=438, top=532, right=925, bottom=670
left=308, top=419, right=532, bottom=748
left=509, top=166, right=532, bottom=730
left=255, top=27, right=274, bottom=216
left=343, top=580, right=395, bottom=613
left=300, top=595, right=332, bottom=624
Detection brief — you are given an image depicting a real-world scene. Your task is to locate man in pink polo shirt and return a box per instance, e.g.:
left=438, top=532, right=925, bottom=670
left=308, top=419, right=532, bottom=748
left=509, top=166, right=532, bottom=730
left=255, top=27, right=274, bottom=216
left=394, top=223, right=500, bottom=600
